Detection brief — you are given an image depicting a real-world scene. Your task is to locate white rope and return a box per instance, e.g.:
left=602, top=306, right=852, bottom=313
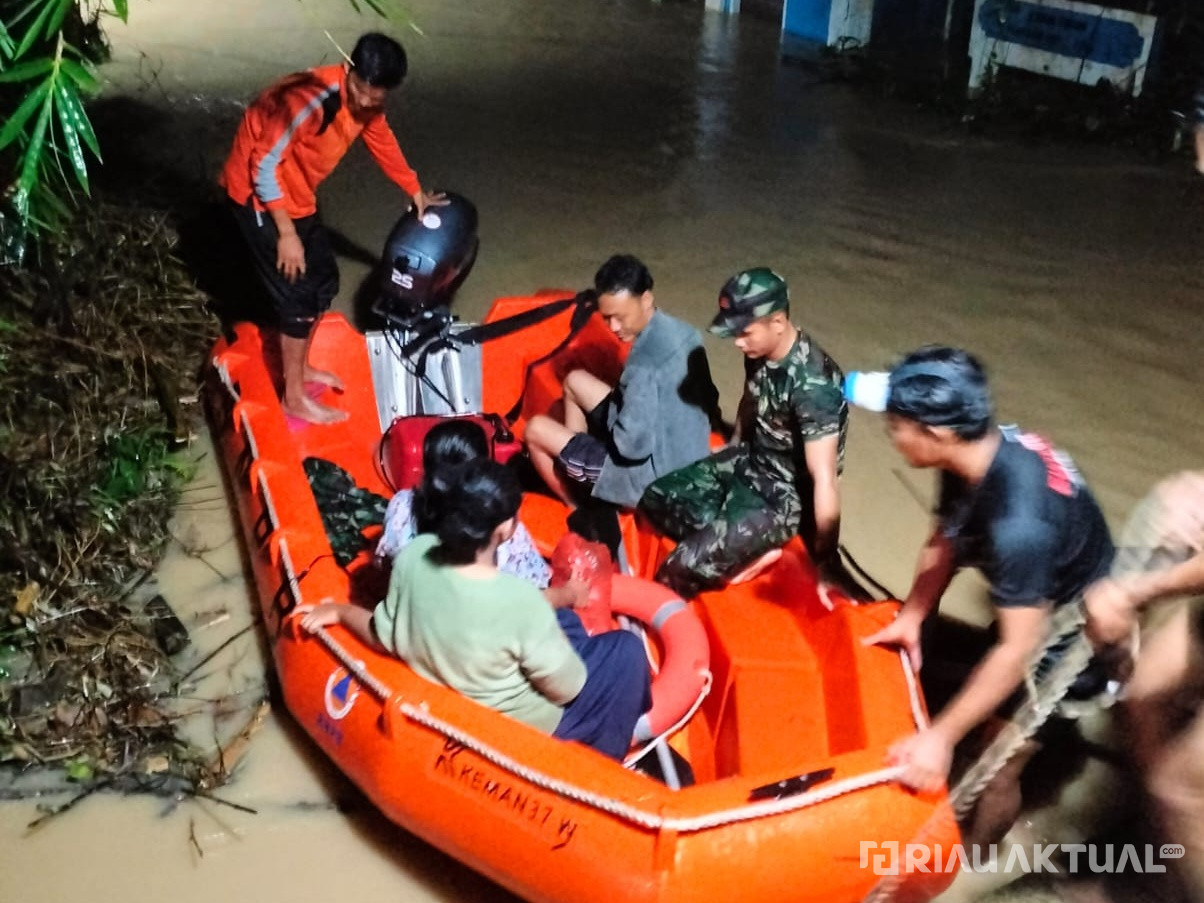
left=623, top=671, right=713, bottom=768
left=304, top=623, right=903, bottom=833
left=275, top=535, right=303, bottom=612
left=899, top=648, right=929, bottom=732
left=862, top=497, right=1176, bottom=903
left=403, top=699, right=908, bottom=833
left=311, top=622, right=392, bottom=701
left=214, top=358, right=241, bottom=402
left=239, top=408, right=259, bottom=462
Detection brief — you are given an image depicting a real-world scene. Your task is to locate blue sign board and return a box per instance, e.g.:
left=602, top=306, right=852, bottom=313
left=783, top=0, right=834, bottom=42
left=977, top=0, right=1144, bottom=68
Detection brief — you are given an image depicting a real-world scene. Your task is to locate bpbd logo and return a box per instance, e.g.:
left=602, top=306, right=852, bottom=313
left=324, top=667, right=360, bottom=721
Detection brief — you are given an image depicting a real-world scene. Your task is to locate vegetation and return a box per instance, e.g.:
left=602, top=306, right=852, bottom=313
left=0, top=197, right=220, bottom=804
left=0, top=0, right=117, bottom=265
left=1, top=0, right=413, bottom=265
left=0, top=0, right=410, bottom=807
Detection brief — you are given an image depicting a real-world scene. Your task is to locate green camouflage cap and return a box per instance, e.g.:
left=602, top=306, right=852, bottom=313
left=709, top=267, right=789, bottom=337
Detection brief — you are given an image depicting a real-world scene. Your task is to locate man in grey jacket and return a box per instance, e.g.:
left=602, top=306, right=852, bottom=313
left=525, top=254, right=720, bottom=509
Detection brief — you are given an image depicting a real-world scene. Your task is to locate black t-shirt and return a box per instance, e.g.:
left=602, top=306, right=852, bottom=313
left=936, top=426, right=1114, bottom=607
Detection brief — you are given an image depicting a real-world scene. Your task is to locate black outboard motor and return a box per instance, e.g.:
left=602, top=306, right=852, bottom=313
left=375, top=191, right=479, bottom=328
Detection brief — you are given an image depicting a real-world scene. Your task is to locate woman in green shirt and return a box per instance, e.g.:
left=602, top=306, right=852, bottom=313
left=302, top=458, right=651, bottom=760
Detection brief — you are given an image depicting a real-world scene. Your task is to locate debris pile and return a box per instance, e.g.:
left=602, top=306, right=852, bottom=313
left=0, top=198, right=229, bottom=809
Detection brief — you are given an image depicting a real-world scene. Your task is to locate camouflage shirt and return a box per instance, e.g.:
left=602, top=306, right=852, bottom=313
left=737, top=331, right=847, bottom=499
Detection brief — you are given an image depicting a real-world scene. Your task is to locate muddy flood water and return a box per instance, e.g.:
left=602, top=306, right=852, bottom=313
left=2, top=1, right=1201, bottom=901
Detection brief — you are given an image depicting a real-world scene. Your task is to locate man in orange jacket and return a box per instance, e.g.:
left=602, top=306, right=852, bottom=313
left=222, top=32, right=444, bottom=424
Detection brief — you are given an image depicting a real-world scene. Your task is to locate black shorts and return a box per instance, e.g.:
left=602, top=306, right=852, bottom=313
left=558, top=433, right=607, bottom=484
left=584, top=394, right=612, bottom=439
left=230, top=199, right=339, bottom=339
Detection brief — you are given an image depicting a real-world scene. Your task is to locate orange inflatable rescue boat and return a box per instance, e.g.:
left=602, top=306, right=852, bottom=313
left=206, top=199, right=957, bottom=903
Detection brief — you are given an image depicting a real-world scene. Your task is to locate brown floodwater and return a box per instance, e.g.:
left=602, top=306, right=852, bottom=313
left=2, top=0, right=1201, bottom=900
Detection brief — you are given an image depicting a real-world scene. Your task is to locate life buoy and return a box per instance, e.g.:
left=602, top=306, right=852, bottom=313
left=610, top=574, right=710, bottom=743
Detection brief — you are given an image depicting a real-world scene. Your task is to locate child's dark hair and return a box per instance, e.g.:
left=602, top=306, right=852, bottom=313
left=350, top=32, right=408, bottom=89
left=414, top=419, right=490, bottom=534
left=426, top=459, right=521, bottom=566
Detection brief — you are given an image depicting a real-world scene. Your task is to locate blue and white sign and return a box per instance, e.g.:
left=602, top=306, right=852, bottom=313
left=968, top=0, right=1160, bottom=97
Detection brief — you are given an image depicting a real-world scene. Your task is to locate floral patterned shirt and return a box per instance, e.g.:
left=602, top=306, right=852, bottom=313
left=376, top=489, right=551, bottom=589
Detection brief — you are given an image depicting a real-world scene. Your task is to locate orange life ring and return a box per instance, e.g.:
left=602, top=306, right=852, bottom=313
left=609, top=574, right=710, bottom=743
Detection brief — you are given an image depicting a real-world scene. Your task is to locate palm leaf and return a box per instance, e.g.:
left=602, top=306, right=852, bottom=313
left=0, top=57, right=54, bottom=83
left=60, top=57, right=99, bottom=93
left=16, top=78, right=54, bottom=195
left=0, top=19, right=17, bottom=58
left=111, top=0, right=129, bottom=23
left=54, top=79, right=91, bottom=192
left=30, top=177, right=70, bottom=222
left=54, top=77, right=99, bottom=160
left=43, top=0, right=76, bottom=45
left=15, top=0, right=61, bottom=58
left=5, top=0, right=46, bottom=34
left=0, top=77, right=50, bottom=151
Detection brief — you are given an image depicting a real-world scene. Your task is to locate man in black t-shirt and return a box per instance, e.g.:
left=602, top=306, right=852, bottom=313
left=856, top=345, right=1114, bottom=847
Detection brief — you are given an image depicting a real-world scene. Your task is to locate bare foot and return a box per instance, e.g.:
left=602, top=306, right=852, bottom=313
left=283, top=393, right=349, bottom=424
left=730, top=548, right=783, bottom=585
left=304, top=366, right=344, bottom=392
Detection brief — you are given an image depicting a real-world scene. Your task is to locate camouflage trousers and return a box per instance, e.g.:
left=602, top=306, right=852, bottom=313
left=638, top=446, right=802, bottom=599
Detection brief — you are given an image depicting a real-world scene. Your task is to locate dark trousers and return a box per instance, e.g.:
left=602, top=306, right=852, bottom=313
left=553, top=609, right=651, bottom=760
left=640, top=446, right=801, bottom=599
left=229, top=199, right=339, bottom=338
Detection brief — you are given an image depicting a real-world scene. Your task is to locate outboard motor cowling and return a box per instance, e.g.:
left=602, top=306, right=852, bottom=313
left=376, top=191, right=478, bottom=325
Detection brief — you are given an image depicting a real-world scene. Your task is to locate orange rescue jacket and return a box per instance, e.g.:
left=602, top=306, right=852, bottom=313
left=221, top=63, right=421, bottom=219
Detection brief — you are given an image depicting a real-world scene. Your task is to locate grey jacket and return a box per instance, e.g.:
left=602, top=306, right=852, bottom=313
left=594, top=310, right=719, bottom=507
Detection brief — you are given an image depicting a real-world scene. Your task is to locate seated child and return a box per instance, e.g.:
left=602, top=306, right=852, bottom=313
left=303, top=458, right=651, bottom=760
left=378, top=419, right=550, bottom=588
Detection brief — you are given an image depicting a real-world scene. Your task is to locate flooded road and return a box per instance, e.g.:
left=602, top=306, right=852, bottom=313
left=2, top=0, right=1201, bottom=900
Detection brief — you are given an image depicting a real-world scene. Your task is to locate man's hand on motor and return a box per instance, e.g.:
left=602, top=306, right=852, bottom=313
left=414, top=189, right=449, bottom=218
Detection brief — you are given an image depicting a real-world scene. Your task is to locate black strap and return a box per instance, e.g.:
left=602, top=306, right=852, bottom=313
left=389, top=291, right=599, bottom=426
left=498, top=292, right=599, bottom=425
left=453, top=291, right=593, bottom=347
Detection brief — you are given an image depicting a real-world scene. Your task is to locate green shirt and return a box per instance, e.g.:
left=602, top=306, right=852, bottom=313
left=740, top=331, right=847, bottom=499
left=373, top=534, right=586, bottom=733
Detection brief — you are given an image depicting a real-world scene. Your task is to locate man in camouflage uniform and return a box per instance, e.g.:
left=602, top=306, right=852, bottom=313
left=639, top=268, right=847, bottom=599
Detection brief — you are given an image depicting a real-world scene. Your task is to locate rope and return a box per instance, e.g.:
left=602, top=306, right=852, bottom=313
left=623, top=671, right=713, bottom=768
left=309, top=618, right=392, bottom=701
left=861, top=493, right=1174, bottom=903
left=899, top=649, right=929, bottom=732
left=301, top=620, right=913, bottom=834
left=225, top=345, right=941, bottom=840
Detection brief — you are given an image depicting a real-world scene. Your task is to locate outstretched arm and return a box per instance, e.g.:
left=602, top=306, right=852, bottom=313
left=300, top=602, right=386, bottom=653
left=1087, top=551, right=1204, bottom=646
left=359, top=114, right=448, bottom=216
left=889, top=603, right=1049, bottom=792
left=863, top=529, right=958, bottom=671
left=1087, top=470, right=1204, bottom=645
